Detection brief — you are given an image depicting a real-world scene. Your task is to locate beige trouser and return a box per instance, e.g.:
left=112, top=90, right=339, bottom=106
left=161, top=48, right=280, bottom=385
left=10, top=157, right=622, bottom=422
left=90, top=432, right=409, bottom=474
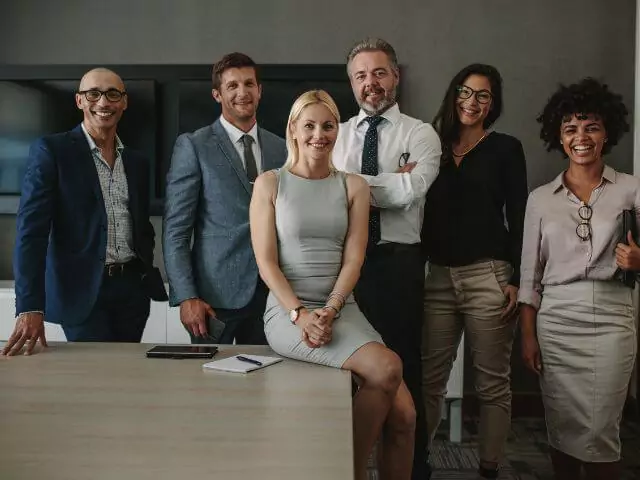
left=421, top=259, right=515, bottom=464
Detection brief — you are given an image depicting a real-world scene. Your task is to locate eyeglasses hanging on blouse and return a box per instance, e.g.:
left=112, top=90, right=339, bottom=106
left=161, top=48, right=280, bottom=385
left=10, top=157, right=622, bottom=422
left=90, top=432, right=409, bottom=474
left=576, top=203, right=593, bottom=241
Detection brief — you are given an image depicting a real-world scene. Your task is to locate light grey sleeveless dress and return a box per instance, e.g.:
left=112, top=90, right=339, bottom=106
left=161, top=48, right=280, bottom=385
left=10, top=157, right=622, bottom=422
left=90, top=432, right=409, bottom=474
left=263, top=169, right=383, bottom=368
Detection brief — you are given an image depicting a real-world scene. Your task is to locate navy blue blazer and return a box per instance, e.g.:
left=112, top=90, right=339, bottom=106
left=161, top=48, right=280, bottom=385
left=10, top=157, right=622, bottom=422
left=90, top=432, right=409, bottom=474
left=14, top=124, right=156, bottom=326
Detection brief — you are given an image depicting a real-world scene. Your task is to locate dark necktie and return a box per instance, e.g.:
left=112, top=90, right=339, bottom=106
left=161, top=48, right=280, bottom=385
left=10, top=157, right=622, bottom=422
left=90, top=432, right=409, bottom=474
left=362, top=115, right=384, bottom=248
left=241, top=134, right=258, bottom=183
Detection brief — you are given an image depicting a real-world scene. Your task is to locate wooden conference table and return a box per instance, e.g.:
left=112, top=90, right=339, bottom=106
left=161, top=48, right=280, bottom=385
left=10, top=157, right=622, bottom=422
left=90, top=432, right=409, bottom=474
left=0, top=343, right=354, bottom=480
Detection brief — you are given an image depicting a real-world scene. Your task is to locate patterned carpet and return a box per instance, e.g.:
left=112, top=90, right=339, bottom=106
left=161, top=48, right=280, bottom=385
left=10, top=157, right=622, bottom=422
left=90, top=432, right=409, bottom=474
left=368, top=416, right=640, bottom=479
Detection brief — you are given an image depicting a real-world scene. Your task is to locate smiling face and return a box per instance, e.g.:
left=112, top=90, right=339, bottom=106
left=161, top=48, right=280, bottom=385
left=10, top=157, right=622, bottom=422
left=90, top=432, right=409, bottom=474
left=212, top=66, right=262, bottom=130
left=560, top=113, right=607, bottom=166
left=291, top=103, right=338, bottom=164
left=348, top=50, right=399, bottom=115
left=456, top=74, right=492, bottom=128
left=75, top=69, right=127, bottom=134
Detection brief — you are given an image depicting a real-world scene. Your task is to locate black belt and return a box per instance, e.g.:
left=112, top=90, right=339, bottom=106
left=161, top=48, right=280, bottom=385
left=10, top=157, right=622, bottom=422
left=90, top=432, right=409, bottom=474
left=104, top=260, right=142, bottom=277
left=368, top=242, right=422, bottom=256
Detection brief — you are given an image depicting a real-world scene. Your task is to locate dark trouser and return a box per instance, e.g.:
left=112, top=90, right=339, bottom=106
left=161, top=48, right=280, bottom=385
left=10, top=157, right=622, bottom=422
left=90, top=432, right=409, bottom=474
left=62, top=262, right=151, bottom=342
left=190, top=280, right=269, bottom=345
left=354, top=243, right=430, bottom=480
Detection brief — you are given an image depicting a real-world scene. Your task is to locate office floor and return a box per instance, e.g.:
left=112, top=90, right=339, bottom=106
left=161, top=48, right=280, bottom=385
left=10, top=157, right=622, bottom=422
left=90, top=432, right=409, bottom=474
left=367, top=417, right=640, bottom=479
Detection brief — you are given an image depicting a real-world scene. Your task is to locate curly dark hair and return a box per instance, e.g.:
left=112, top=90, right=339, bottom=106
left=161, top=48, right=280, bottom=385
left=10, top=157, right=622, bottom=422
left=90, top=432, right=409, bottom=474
left=432, top=64, right=503, bottom=162
left=537, top=77, right=629, bottom=156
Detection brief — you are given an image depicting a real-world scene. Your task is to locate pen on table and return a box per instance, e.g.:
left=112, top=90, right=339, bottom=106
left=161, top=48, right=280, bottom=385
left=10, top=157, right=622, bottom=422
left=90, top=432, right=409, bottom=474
left=236, top=355, right=263, bottom=366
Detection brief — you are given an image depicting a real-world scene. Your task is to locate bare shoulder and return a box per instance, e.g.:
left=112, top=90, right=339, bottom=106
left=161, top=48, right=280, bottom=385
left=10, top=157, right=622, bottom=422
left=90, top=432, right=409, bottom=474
left=344, top=172, right=369, bottom=195
left=254, top=169, right=278, bottom=190
left=343, top=173, right=369, bottom=207
left=252, top=170, right=280, bottom=205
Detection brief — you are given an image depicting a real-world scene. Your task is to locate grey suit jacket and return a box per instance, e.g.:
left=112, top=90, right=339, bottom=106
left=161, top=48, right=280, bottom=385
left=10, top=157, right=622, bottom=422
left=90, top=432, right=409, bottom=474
left=163, top=118, right=287, bottom=309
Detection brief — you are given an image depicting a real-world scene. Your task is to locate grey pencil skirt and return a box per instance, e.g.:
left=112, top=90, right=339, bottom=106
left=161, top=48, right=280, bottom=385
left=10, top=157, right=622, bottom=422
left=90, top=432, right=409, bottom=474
left=537, top=280, right=637, bottom=462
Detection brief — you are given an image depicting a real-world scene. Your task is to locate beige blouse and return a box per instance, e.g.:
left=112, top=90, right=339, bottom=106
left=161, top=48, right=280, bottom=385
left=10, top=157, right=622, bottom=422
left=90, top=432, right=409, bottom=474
left=518, top=165, right=640, bottom=310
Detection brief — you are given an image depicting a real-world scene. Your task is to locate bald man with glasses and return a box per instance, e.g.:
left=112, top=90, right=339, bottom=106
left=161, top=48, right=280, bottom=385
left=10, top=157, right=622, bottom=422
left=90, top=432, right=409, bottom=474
left=3, top=68, right=166, bottom=356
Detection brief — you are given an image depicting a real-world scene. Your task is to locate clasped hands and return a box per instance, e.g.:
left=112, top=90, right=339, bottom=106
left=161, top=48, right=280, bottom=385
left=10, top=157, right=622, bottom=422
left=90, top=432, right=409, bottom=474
left=296, top=308, right=335, bottom=348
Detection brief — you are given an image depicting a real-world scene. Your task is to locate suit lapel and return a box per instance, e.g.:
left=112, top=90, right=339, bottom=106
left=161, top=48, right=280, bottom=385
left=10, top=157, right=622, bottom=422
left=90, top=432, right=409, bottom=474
left=70, top=125, right=106, bottom=215
left=211, top=119, right=252, bottom=196
left=257, top=128, right=282, bottom=171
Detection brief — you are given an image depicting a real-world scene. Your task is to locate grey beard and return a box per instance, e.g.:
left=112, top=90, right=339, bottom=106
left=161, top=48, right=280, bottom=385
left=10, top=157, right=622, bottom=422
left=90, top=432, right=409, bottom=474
left=358, top=90, right=397, bottom=116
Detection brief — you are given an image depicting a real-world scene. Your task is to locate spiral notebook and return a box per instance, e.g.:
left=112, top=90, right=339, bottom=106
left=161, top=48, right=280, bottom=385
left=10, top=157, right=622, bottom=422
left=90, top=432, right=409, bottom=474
left=202, top=354, right=283, bottom=373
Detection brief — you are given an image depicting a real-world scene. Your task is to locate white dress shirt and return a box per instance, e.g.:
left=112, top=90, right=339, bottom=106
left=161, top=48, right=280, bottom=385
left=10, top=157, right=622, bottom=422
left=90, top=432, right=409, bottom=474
left=219, top=115, right=263, bottom=174
left=333, top=104, right=441, bottom=245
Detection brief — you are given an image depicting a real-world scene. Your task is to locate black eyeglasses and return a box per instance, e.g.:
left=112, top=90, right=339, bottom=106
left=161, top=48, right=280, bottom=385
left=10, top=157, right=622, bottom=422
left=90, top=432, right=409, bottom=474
left=77, top=89, right=126, bottom=102
left=576, top=203, right=592, bottom=241
left=456, top=85, right=493, bottom=104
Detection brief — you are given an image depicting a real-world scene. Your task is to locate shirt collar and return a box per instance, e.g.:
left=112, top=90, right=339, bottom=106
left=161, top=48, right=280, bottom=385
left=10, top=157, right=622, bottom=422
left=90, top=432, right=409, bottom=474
left=219, top=115, right=259, bottom=145
left=356, top=102, right=400, bottom=128
left=552, top=164, right=617, bottom=194
left=602, top=164, right=617, bottom=183
left=81, top=123, right=124, bottom=153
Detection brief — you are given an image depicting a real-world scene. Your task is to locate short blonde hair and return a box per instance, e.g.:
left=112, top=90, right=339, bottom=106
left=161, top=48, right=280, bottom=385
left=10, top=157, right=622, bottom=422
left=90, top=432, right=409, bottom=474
left=284, top=90, right=341, bottom=171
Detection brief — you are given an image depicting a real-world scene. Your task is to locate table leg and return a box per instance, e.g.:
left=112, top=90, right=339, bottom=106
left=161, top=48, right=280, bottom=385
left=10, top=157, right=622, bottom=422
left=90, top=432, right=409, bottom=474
left=448, top=399, right=462, bottom=443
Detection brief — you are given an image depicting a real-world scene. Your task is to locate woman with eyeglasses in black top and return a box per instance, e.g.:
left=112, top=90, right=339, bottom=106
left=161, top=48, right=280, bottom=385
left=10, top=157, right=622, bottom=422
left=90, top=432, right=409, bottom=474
left=518, top=78, right=640, bottom=480
left=420, top=64, right=528, bottom=479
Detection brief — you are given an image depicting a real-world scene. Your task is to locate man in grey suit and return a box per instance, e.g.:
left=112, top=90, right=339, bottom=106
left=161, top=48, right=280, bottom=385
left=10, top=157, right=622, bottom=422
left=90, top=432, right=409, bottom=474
left=163, top=53, right=287, bottom=345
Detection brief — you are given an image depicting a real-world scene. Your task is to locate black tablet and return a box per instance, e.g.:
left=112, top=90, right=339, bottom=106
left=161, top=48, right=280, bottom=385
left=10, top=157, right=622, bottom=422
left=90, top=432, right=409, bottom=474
left=145, top=345, right=219, bottom=359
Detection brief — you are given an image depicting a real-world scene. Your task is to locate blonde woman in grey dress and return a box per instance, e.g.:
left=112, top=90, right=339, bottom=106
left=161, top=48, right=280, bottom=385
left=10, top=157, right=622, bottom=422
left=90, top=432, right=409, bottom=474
left=250, top=90, right=416, bottom=480
left=519, top=78, right=640, bottom=480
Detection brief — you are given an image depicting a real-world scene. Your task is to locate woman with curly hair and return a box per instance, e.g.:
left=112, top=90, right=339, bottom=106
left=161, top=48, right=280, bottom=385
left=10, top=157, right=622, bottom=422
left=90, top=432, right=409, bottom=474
left=421, top=64, right=528, bottom=479
left=519, top=77, right=640, bottom=480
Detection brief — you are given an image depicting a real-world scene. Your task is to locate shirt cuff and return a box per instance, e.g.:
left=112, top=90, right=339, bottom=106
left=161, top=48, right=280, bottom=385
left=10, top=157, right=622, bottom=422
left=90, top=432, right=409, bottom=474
left=517, top=288, right=541, bottom=311
left=16, top=310, right=44, bottom=319
left=172, top=296, right=199, bottom=308
left=168, top=285, right=199, bottom=308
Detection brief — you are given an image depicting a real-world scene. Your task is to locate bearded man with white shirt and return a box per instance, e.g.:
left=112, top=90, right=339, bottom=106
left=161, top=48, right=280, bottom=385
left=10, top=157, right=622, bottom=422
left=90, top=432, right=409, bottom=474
left=332, top=38, right=441, bottom=480
left=163, top=53, right=287, bottom=345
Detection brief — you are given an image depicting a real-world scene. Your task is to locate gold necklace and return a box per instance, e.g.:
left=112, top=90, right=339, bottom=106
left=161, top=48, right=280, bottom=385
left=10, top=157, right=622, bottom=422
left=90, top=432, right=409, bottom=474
left=452, top=132, right=487, bottom=157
